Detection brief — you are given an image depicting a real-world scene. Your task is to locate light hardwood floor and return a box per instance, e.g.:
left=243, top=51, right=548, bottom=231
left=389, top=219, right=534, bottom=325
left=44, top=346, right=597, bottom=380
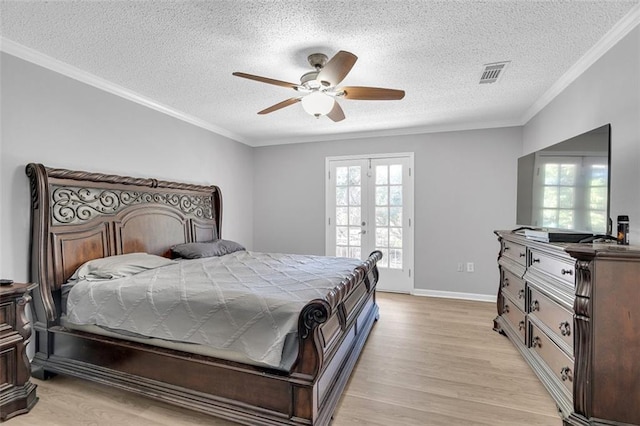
left=8, top=293, right=562, bottom=425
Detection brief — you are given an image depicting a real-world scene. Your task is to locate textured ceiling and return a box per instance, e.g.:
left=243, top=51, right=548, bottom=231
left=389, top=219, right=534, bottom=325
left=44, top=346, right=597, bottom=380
left=1, top=1, right=639, bottom=146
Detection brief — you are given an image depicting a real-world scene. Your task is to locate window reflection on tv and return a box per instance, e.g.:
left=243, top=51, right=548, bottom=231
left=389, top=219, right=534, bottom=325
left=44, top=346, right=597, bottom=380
left=517, top=124, right=611, bottom=235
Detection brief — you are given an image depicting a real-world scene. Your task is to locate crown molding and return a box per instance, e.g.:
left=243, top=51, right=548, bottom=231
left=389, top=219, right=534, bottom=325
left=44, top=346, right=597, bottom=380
left=3, top=0, right=638, bottom=150
left=521, top=3, right=640, bottom=124
left=0, top=37, right=248, bottom=145
left=251, top=119, right=523, bottom=147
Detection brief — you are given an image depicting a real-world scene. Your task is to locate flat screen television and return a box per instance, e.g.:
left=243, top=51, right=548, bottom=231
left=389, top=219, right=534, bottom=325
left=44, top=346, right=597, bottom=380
left=516, top=124, right=611, bottom=238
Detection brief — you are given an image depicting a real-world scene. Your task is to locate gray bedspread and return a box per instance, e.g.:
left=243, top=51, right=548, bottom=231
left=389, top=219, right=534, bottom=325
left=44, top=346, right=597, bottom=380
left=65, top=251, right=362, bottom=368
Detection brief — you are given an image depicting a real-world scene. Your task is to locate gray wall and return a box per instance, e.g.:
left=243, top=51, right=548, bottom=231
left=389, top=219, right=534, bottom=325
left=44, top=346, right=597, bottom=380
left=523, top=26, right=640, bottom=243
left=2, top=24, right=636, bottom=298
left=0, top=53, right=254, bottom=280
left=253, top=127, right=522, bottom=297
left=253, top=25, right=640, bottom=298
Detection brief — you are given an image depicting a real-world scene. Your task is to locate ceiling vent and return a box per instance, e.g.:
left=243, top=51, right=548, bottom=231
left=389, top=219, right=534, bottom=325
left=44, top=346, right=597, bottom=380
left=479, top=61, right=510, bottom=84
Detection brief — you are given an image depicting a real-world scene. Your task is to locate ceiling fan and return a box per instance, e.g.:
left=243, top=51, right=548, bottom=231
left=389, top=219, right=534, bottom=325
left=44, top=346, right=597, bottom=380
left=232, top=51, right=405, bottom=122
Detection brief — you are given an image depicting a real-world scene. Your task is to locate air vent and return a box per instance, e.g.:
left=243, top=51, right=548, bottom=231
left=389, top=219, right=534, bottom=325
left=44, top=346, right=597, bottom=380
left=479, top=61, right=510, bottom=84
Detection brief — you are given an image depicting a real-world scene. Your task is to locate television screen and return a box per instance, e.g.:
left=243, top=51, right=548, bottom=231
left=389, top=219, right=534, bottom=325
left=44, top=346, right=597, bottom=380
left=516, top=124, right=611, bottom=235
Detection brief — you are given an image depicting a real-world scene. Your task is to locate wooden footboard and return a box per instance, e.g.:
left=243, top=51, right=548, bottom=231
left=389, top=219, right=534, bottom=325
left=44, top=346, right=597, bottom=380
left=292, top=251, right=381, bottom=423
left=31, top=282, right=378, bottom=425
left=29, top=256, right=380, bottom=425
left=26, top=163, right=381, bottom=425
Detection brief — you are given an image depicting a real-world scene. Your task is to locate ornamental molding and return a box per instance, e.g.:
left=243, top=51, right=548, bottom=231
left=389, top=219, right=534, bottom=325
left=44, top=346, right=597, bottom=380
left=51, top=185, right=213, bottom=225
left=300, top=302, right=329, bottom=339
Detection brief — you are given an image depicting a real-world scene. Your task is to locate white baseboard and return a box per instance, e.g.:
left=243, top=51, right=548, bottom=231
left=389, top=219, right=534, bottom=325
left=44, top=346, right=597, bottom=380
left=411, top=289, right=495, bottom=303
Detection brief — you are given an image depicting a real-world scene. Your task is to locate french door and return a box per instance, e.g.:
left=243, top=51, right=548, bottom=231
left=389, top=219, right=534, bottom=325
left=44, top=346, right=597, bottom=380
left=326, top=154, right=414, bottom=293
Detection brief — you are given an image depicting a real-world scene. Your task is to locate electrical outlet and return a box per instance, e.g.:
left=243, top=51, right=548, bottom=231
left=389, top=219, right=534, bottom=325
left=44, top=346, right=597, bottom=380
left=457, top=263, right=464, bottom=272
left=466, top=262, right=475, bottom=273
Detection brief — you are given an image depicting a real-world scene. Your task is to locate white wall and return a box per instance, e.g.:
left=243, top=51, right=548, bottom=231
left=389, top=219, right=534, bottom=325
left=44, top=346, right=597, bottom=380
left=253, top=127, right=523, bottom=297
left=523, top=26, right=640, bottom=243
left=0, top=53, right=254, bottom=281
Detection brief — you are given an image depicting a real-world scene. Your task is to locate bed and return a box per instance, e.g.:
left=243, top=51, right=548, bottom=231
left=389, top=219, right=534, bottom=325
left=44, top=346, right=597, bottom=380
left=26, top=163, right=382, bottom=425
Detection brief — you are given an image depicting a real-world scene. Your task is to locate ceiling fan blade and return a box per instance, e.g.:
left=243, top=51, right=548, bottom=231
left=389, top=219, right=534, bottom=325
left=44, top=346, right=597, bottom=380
left=340, top=86, right=405, bottom=100
left=317, top=51, right=357, bottom=87
left=232, top=72, right=299, bottom=89
left=257, top=97, right=301, bottom=115
left=327, top=100, right=345, bottom=122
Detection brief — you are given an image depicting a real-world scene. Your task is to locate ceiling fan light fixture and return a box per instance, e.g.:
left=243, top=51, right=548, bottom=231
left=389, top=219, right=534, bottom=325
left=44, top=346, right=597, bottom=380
left=233, top=49, right=405, bottom=121
left=301, top=92, right=334, bottom=117
left=301, top=71, right=319, bottom=85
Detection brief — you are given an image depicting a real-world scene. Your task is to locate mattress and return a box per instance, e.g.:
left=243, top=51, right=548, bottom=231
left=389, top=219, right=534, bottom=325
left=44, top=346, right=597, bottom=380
left=64, top=251, right=363, bottom=369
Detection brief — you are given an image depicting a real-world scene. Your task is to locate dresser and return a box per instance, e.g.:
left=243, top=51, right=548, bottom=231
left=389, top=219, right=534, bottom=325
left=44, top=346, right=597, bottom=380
left=494, top=231, right=640, bottom=426
left=1, top=282, right=38, bottom=421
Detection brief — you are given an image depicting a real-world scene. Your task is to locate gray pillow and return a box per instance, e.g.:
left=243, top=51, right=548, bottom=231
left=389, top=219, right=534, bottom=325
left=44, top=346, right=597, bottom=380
left=171, top=239, right=246, bottom=259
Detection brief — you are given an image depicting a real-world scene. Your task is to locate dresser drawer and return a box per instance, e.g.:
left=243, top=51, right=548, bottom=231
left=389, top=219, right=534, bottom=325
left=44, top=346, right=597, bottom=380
left=1, top=336, right=19, bottom=388
left=529, top=287, right=573, bottom=352
left=501, top=269, right=526, bottom=312
left=529, top=248, right=575, bottom=286
left=531, top=323, right=574, bottom=395
left=503, top=240, right=527, bottom=267
left=0, top=301, right=15, bottom=335
left=502, top=298, right=526, bottom=345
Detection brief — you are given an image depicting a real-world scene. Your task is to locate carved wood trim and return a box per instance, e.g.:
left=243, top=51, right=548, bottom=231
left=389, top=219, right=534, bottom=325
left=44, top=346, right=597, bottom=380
left=51, top=185, right=213, bottom=224
left=574, top=260, right=592, bottom=300
left=26, top=164, right=55, bottom=324
left=573, top=260, right=593, bottom=418
left=358, top=250, right=382, bottom=292
left=44, top=165, right=219, bottom=193
left=16, top=293, right=33, bottom=386
left=300, top=301, right=331, bottom=341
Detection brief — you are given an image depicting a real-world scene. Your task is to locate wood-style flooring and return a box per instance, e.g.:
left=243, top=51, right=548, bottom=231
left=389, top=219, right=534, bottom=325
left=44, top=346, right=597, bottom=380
left=7, top=293, right=562, bottom=425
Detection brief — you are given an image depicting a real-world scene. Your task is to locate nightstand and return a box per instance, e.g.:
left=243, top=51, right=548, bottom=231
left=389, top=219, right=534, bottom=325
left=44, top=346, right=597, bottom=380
left=1, top=282, right=38, bottom=421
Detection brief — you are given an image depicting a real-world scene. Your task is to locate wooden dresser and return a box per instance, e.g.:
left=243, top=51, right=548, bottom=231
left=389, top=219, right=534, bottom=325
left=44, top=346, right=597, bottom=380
left=1, top=282, right=38, bottom=421
left=494, top=231, right=640, bottom=426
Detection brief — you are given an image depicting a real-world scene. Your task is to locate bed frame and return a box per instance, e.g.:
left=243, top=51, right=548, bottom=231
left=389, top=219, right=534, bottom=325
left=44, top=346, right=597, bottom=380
left=26, top=163, right=381, bottom=425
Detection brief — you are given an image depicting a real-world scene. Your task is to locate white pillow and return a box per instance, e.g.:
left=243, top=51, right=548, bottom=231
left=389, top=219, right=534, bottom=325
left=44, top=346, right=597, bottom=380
left=70, top=253, right=176, bottom=281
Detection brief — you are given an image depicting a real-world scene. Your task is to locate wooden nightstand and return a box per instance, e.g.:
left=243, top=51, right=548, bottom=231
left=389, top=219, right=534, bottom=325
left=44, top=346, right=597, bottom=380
left=1, top=282, right=38, bottom=421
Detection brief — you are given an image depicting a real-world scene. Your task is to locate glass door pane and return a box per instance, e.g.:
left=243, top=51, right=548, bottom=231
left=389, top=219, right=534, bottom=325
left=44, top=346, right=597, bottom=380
left=373, top=164, right=403, bottom=269
left=333, top=163, right=365, bottom=259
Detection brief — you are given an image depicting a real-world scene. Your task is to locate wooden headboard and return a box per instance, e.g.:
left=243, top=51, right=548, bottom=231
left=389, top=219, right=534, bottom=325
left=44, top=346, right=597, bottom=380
left=26, top=163, right=221, bottom=323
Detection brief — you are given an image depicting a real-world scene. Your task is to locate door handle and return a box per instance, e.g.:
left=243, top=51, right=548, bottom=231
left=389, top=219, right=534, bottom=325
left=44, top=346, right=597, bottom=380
left=360, top=230, right=367, bottom=234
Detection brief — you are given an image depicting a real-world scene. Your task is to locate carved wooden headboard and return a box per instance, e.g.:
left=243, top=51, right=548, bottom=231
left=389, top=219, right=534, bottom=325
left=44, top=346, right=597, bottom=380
left=26, top=163, right=221, bottom=323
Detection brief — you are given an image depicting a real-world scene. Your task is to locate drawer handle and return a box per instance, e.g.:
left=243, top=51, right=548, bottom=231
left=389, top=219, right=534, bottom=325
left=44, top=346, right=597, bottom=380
left=519, top=252, right=526, bottom=258
left=532, top=336, right=542, bottom=348
left=532, top=258, right=541, bottom=264
left=560, top=367, right=573, bottom=382
left=504, top=246, right=510, bottom=251
left=530, top=300, right=540, bottom=312
left=559, top=321, right=571, bottom=336
left=518, top=321, right=525, bottom=331
left=518, top=289, right=525, bottom=299
left=502, top=278, right=510, bottom=288
left=503, top=304, right=510, bottom=314
left=561, top=269, right=573, bottom=276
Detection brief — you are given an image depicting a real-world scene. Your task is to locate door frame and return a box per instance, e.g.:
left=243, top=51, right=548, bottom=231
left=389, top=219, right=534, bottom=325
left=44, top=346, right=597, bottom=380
left=325, top=152, right=415, bottom=293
